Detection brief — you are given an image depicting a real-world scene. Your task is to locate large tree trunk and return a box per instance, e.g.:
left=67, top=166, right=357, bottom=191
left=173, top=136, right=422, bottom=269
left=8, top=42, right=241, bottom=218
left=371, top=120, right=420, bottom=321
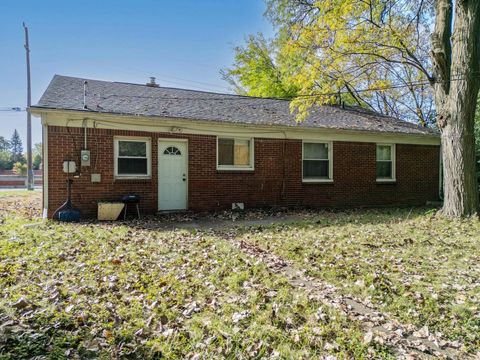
left=432, top=0, right=480, bottom=217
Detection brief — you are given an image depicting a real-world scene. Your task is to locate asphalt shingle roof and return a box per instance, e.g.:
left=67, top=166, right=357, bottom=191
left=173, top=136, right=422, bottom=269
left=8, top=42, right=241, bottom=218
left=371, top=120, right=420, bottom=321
left=33, top=75, right=438, bottom=137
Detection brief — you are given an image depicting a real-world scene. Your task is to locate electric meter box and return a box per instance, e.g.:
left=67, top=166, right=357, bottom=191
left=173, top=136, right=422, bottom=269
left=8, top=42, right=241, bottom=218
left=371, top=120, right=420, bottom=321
left=81, top=150, right=91, bottom=167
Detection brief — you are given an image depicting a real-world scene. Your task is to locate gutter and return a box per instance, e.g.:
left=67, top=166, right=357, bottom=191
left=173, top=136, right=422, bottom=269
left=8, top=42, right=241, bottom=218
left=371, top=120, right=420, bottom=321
left=28, top=106, right=441, bottom=142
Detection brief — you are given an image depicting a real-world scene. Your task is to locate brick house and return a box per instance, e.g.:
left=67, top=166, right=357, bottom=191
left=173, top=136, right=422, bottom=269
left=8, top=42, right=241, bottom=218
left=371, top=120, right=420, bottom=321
left=30, top=75, right=441, bottom=218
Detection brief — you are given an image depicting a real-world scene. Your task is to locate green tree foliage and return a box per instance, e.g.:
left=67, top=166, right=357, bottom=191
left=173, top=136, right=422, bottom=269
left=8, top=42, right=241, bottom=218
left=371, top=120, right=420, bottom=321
left=226, top=0, right=435, bottom=125
left=33, top=155, right=41, bottom=170
left=222, top=34, right=301, bottom=99
left=33, top=143, right=42, bottom=157
left=0, top=136, right=10, bottom=151
left=12, top=162, right=27, bottom=176
left=0, top=151, right=12, bottom=170
left=33, top=143, right=42, bottom=170
left=10, top=129, right=25, bottom=164
left=229, top=0, right=480, bottom=216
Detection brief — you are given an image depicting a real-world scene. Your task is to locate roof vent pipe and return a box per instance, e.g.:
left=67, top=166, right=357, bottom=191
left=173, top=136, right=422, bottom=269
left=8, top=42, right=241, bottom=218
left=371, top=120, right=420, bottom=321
left=146, top=77, right=159, bottom=87
left=83, top=81, right=88, bottom=109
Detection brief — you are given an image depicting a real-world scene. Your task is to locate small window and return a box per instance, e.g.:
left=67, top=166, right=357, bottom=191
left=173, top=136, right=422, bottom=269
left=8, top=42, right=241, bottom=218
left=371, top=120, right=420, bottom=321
left=303, top=142, right=332, bottom=182
left=164, top=146, right=181, bottom=155
left=217, top=138, right=254, bottom=170
left=376, top=144, right=395, bottom=181
left=114, top=137, right=151, bottom=178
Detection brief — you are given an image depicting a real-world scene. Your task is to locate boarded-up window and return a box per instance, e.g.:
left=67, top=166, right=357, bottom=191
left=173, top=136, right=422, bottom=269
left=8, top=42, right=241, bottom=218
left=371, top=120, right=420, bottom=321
left=218, top=138, right=253, bottom=169
left=234, top=139, right=250, bottom=165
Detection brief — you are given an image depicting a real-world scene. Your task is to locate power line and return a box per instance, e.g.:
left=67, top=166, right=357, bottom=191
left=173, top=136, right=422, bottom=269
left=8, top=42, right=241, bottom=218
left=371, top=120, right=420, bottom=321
left=85, top=80, right=431, bottom=102
left=5, top=73, right=478, bottom=114
left=153, top=74, right=231, bottom=91
left=83, top=73, right=480, bottom=103
left=0, top=107, right=24, bottom=111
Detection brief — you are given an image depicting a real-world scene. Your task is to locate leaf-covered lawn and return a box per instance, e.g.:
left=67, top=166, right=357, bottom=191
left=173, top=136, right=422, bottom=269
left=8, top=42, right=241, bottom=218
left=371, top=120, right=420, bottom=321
left=0, top=196, right=390, bottom=359
left=239, top=208, right=480, bottom=351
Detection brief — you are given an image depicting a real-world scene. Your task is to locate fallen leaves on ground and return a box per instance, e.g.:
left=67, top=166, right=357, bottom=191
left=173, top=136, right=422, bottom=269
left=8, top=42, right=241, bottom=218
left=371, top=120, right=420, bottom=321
left=239, top=208, right=480, bottom=352
left=0, top=196, right=389, bottom=359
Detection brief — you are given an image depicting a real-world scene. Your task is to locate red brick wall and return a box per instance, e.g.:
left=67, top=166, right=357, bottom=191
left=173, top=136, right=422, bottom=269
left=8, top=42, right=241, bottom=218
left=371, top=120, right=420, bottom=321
left=47, top=126, right=440, bottom=217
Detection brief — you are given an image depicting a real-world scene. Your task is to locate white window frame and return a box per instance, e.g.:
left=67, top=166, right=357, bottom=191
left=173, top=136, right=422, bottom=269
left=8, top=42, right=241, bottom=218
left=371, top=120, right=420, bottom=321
left=216, top=137, right=255, bottom=171
left=114, top=136, right=152, bottom=179
left=302, top=140, right=333, bottom=183
left=376, top=143, right=396, bottom=182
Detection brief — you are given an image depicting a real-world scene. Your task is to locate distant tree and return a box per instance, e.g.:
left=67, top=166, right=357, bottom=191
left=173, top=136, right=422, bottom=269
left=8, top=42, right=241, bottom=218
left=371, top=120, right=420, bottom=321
left=12, top=162, right=27, bottom=176
left=0, top=151, right=12, bottom=170
left=0, top=136, right=9, bottom=151
left=33, top=143, right=42, bottom=170
left=10, top=129, right=25, bottom=164
left=33, top=154, right=41, bottom=170
left=33, top=143, right=42, bottom=156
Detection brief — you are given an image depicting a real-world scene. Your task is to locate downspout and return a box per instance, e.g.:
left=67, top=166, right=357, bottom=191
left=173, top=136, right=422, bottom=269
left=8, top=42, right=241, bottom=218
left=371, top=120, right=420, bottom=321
left=281, top=131, right=287, bottom=201
left=42, top=120, right=49, bottom=219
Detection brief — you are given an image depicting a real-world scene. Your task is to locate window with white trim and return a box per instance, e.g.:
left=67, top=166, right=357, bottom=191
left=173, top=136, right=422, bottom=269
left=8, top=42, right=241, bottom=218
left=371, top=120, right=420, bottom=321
left=114, top=137, right=151, bottom=178
left=376, top=144, right=395, bottom=181
left=303, top=142, right=332, bottom=181
left=217, top=138, right=254, bottom=170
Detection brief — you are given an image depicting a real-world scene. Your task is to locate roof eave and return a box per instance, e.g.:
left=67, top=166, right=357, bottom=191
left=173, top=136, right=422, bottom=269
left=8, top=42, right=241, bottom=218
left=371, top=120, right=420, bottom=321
left=29, top=106, right=440, bottom=140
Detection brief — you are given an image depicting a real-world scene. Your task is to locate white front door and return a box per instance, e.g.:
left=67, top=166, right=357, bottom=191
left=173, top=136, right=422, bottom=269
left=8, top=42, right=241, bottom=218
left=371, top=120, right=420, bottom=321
left=158, top=140, right=188, bottom=211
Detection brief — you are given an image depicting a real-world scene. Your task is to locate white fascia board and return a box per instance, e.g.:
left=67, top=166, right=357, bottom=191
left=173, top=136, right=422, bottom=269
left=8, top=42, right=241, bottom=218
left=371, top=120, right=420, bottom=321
left=33, top=108, right=441, bottom=146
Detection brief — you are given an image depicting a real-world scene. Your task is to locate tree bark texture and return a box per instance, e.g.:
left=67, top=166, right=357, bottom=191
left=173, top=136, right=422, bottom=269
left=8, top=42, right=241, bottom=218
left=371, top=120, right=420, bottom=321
left=432, top=0, right=480, bottom=216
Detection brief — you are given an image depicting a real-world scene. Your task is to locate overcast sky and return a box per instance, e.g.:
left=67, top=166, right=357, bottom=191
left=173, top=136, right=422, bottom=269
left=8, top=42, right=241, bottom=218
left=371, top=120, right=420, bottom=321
left=0, top=0, right=273, bottom=145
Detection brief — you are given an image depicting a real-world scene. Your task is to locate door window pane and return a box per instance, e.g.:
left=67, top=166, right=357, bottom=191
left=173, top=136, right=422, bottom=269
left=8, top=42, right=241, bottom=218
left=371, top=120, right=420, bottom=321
left=164, top=146, right=181, bottom=155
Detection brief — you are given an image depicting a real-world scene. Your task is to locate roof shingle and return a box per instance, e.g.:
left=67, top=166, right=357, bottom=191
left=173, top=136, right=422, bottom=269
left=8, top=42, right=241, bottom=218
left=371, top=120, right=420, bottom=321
left=33, top=75, right=438, bottom=137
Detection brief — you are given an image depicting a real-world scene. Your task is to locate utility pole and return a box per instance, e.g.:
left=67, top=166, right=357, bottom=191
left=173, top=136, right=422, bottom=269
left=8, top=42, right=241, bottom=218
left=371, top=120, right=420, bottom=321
left=23, top=22, right=34, bottom=191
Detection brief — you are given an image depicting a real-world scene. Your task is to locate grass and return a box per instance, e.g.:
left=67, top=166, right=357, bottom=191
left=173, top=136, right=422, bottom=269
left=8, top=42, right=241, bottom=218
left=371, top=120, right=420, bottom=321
left=0, top=195, right=391, bottom=359
left=0, top=190, right=39, bottom=198
left=239, top=208, right=480, bottom=351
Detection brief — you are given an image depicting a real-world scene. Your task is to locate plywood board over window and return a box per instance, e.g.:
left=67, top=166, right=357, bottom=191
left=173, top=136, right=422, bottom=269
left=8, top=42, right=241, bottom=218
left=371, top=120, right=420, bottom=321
left=217, top=137, right=254, bottom=170
left=234, top=139, right=250, bottom=165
